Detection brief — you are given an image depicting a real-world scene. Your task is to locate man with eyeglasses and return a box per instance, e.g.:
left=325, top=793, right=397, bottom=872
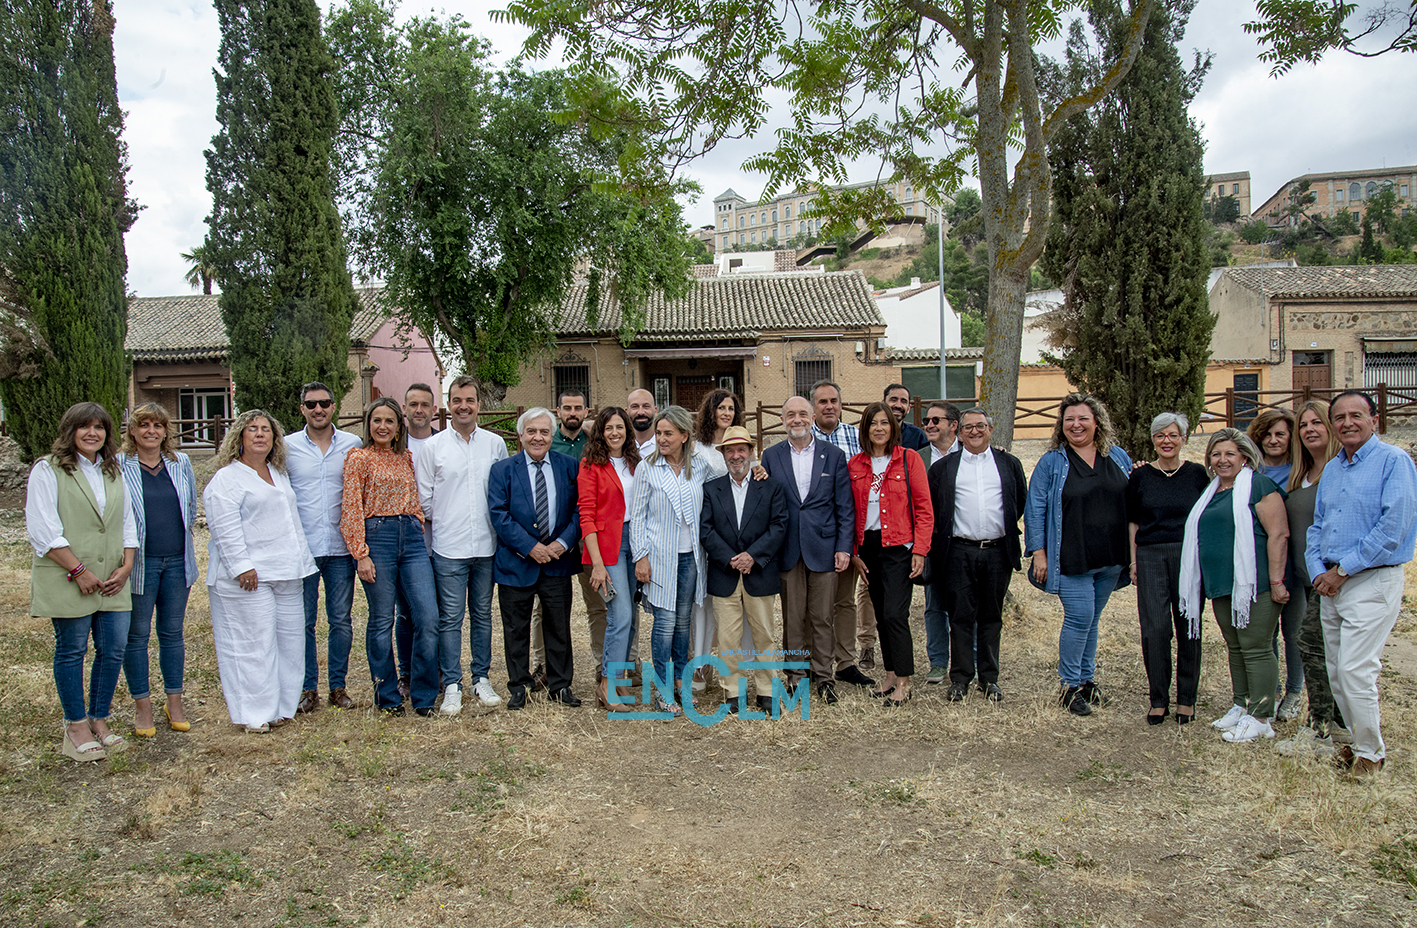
left=286, top=381, right=362, bottom=713
left=929, top=408, right=1025, bottom=702
left=922, top=401, right=961, bottom=466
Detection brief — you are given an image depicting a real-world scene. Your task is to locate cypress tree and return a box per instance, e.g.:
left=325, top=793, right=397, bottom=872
left=1041, top=0, right=1215, bottom=458
left=206, top=0, right=356, bottom=429
left=0, top=1, right=136, bottom=459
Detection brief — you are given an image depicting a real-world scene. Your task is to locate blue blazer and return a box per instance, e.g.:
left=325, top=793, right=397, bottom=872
left=760, top=439, right=854, bottom=573
left=488, top=450, right=582, bottom=586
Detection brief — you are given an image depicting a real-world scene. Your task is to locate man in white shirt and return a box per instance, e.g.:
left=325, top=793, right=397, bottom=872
left=627, top=388, right=658, bottom=458
left=414, top=375, right=508, bottom=714
left=286, top=381, right=362, bottom=714
left=928, top=408, right=1026, bottom=702
left=923, top=402, right=961, bottom=466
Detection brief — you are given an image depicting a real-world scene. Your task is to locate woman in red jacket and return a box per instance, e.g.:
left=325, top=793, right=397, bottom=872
left=578, top=406, right=642, bottom=711
left=849, top=402, right=933, bottom=707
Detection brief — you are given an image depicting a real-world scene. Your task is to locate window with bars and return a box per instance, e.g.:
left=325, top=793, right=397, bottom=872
left=793, top=360, right=832, bottom=398
left=553, top=365, right=590, bottom=406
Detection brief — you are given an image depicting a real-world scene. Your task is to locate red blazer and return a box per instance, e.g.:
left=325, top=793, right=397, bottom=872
left=578, top=459, right=633, bottom=566
left=847, top=446, right=933, bottom=555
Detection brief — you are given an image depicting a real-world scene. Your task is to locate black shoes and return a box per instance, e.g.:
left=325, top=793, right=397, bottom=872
left=1078, top=680, right=1108, bottom=707
left=1060, top=686, right=1093, bottom=716
left=946, top=683, right=968, bottom=702
left=835, top=665, right=876, bottom=688
left=506, top=688, right=528, bottom=711
left=982, top=682, right=1003, bottom=703
left=548, top=687, right=582, bottom=708
left=415, top=707, right=435, bottom=717
left=817, top=682, right=839, bottom=705
left=382, top=704, right=405, bottom=717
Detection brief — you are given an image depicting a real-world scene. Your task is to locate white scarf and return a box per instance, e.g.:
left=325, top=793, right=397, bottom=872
left=1179, top=467, right=1256, bottom=636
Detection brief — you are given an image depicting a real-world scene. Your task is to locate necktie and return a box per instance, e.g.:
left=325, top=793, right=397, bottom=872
left=533, top=459, right=552, bottom=544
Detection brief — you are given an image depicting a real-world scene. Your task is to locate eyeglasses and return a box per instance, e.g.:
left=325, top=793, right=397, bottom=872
left=303, top=399, right=333, bottom=410
left=923, top=416, right=956, bottom=426
left=961, top=423, right=990, bottom=433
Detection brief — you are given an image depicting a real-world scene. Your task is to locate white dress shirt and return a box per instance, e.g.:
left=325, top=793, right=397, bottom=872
left=414, top=425, right=508, bottom=559
left=789, top=439, right=816, bottom=500
left=954, top=447, right=1006, bottom=541
left=203, top=462, right=317, bottom=583
left=612, top=456, right=635, bottom=522
left=524, top=452, right=570, bottom=546
left=26, top=456, right=138, bottom=556
left=930, top=439, right=960, bottom=466
left=286, top=427, right=362, bottom=558
left=729, top=472, right=751, bottom=529
left=637, top=436, right=656, bottom=459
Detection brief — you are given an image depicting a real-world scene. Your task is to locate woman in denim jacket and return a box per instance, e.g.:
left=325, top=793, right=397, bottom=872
left=1025, top=393, right=1132, bottom=716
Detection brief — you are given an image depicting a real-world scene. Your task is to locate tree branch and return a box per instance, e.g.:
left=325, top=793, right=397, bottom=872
left=1042, top=0, right=1156, bottom=142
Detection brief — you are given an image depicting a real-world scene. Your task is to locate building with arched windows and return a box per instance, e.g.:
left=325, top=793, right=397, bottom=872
left=1254, top=165, right=1417, bottom=229
left=711, top=181, right=950, bottom=254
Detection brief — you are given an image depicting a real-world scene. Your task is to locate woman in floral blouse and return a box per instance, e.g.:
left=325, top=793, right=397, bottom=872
left=341, top=398, right=440, bottom=716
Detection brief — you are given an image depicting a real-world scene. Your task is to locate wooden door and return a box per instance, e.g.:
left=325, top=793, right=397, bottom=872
left=1292, top=351, right=1331, bottom=393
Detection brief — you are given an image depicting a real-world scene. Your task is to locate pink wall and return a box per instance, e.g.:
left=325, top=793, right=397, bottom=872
left=368, top=318, right=443, bottom=403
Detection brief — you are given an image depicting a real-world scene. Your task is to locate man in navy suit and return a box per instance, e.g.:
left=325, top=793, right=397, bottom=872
left=928, top=407, right=1026, bottom=703
left=761, top=396, right=855, bottom=704
left=701, top=427, right=789, bottom=714
left=488, top=407, right=583, bottom=710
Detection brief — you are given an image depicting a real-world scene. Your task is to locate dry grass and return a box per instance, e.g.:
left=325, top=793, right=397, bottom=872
left=1, top=441, right=1416, bottom=927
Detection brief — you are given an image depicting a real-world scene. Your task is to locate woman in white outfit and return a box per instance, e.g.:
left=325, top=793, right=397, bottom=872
left=203, top=410, right=317, bottom=732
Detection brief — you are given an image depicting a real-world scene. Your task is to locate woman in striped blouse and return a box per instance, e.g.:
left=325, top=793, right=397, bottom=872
left=340, top=398, right=440, bottom=716
left=630, top=405, right=710, bottom=718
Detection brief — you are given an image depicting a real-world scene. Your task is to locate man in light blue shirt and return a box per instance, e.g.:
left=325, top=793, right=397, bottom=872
left=285, top=381, right=362, bottom=713
left=1306, top=390, right=1417, bottom=777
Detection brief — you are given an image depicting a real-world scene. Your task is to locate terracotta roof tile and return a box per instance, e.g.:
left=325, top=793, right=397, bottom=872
left=1223, top=265, right=1417, bottom=299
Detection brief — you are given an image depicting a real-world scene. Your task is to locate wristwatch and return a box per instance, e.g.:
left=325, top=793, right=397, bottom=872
left=1336, top=565, right=1349, bottom=579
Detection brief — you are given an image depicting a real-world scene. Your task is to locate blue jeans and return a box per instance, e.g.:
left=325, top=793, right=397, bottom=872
left=394, top=590, right=413, bottom=681
left=123, top=553, right=191, bottom=698
left=360, top=516, right=440, bottom=710
left=1056, top=566, right=1123, bottom=688
left=431, top=552, right=495, bottom=687
left=924, top=583, right=950, bottom=670
left=649, top=553, right=695, bottom=696
left=53, top=610, right=131, bottom=722
left=1275, top=589, right=1306, bottom=696
left=302, top=555, right=356, bottom=691
left=601, top=533, right=641, bottom=677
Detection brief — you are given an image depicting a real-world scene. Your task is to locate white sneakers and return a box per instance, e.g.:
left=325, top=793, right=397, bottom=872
left=1211, top=704, right=1246, bottom=731
left=1222, top=714, right=1276, bottom=743
left=1276, top=692, right=1303, bottom=721
left=473, top=677, right=502, bottom=707
left=440, top=683, right=463, bottom=716
left=1276, top=726, right=1336, bottom=757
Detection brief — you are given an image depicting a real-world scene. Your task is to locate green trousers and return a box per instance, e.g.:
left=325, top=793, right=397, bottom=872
left=1212, top=591, right=1282, bottom=720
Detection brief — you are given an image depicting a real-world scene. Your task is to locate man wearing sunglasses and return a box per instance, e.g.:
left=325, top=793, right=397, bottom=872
left=286, top=381, right=362, bottom=713
left=922, top=402, right=961, bottom=466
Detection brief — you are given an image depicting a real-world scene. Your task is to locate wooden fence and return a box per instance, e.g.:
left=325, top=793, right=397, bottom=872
left=155, top=384, right=1417, bottom=451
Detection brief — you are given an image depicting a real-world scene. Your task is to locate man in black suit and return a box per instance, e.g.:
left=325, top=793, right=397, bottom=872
left=701, top=427, right=789, bottom=714
left=761, top=396, right=855, bottom=704
left=929, top=407, right=1026, bottom=702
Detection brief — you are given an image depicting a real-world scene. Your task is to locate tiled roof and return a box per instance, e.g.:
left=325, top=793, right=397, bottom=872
left=1221, top=265, right=1417, bottom=300
left=127, top=287, right=390, bottom=361
left=1207, top=171, right=1249, bottom=182
left=884, top=347, right=984, bottom=363
left=691, top=264, right=720, bottom=279
left=556, top=271, right=884, bottom=342
left=773, top=250, right=797, bottom=273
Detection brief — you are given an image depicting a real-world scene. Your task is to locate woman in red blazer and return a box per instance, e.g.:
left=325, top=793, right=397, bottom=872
left=578, top=406, right=641, bottom=710
left=848, top=402, right=933, bottom=706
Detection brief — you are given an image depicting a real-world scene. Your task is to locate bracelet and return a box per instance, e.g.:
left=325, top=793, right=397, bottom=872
left=67, top=563, right=86, bottom=581
left=1269, top=580, right=1285, bottom=587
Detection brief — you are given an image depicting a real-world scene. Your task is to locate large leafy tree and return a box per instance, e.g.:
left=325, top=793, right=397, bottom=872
left=206, top=0, right=357, bottom=429
left=325, top=0, right=692, bottom=398
left=1039, top=0, right=1214, bottom=458
left=0, top=0, right=136, bottom=460
left=501, top=0, right=1160, bottom=445
left=1245, top=1, right=1417, bottom=75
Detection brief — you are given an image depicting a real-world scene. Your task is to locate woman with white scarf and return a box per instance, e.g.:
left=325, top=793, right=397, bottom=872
left=1179, top=428, right=1290, bottom=743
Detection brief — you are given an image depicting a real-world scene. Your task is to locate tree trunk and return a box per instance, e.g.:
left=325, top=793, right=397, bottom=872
left=980, top=264, right=1030, bottom=447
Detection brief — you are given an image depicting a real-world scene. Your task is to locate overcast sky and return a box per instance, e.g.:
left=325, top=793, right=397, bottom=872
left=113, top=1, right=1417, bottom=296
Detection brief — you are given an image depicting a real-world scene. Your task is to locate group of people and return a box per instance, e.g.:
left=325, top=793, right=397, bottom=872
left=26, top=379, right=1413, bottom=777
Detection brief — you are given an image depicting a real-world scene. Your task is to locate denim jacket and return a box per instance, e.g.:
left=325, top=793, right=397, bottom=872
left=1024, top=444, right=1133, bottom=594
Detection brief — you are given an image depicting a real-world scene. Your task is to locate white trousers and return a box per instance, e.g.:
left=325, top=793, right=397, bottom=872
left=208, top=577, right=306, bottom=727
left=1320, top=566, right=1404, bottom=762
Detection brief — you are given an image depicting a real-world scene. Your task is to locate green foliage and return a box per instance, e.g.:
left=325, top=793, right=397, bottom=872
left=327, top=1, right=690, bottom=394
left=1040, top=0, right=1215, bottom=459
left=1360, top=212, right=1383, bottom=261
left=1204, top=194, right=1241, bottom=224
left=683, top=235, right=711, bottom=263
left=1284, top=179, right=1317, bottom=222
left=1365, top=185, right=1401, bottom=234
left=945, top=189, right=981, bottom=231
left=1206, top=223, right=1235, bottom=267
left=1245, top=1, right=1417, bottom=76
left=0, top=0, right=135, bottom=460
left=1328, top=208, right=1360, bottom=236
left=206, top=0, right=357, bottom=428
left=1239, top=220, right=1272, bottom=244
left=960, top=310, right=986, bottom=348
left=181, top=244, right=217, bottom=295
left=1296, top=242, right=1334, bottom=266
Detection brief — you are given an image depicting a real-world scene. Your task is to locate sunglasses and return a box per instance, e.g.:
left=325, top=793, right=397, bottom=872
left=303, top=399, right=333, bottom=410
left=923, top=416, right=957, bottom=426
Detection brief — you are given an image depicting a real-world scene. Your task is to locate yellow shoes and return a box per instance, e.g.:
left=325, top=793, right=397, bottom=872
left=163, top=704, right=191, bottom=732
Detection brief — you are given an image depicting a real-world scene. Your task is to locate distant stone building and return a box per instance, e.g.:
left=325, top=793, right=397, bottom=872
left=1254, top=165, right=1417, bottom=228
left=1206, top=170, right=1252, bottom=218
left=125, top=288, right=444, bottom=442
left=711, top=181, right=949, bottom=253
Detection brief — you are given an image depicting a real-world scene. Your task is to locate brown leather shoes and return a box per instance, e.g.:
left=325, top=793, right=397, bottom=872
left=1331, top=744, right=1355, bottom=771
left=328, top=688, right=355, bottom=710
left=529, top=664, right=548, bottom=693
left=296, top=690, right=320, bottom=714
left=1350, top=756, right=1385, bottom=779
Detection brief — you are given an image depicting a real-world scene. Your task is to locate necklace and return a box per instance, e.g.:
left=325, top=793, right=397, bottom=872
left=1153, top=461, right=1182, bottom=477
